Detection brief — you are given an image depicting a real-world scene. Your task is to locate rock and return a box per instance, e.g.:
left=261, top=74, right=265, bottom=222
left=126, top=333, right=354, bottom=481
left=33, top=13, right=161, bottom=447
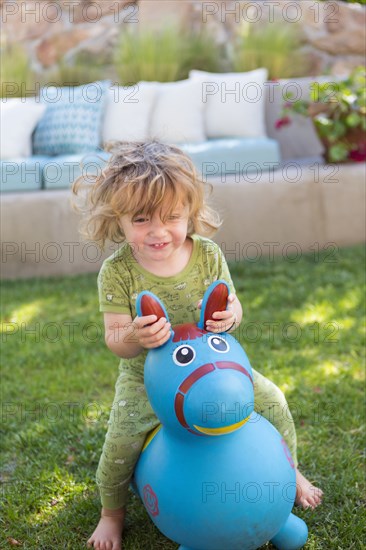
left=326, top=2, right=366, bottom=54
left=59, top=0, right=137, bottom=25
left=300, top=46, right=330, bottom=77
left=302, top=0, right=366, bottom=55
left=36, top=26, right=106, bottom=67
left=311, top=31, right=365, bottom=56
left=137, top=0, right=192, bottom=29
left=77, top=25, right=119, bottom=55
left=331, top=55, right=366, bottom=77
left=1, top=0, right=64, bottom=43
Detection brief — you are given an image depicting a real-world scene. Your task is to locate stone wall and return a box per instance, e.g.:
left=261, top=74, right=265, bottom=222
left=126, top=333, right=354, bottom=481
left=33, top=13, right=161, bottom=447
left=1, top=0, right=137, bottom=70
left=181, top=0, right=366, bottom=75
left=1, top=0, right=365, bottom=76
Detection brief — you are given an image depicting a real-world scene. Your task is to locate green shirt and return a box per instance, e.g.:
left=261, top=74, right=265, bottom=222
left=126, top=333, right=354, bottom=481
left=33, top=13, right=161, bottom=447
left=98, top=234, right=235, bottom=378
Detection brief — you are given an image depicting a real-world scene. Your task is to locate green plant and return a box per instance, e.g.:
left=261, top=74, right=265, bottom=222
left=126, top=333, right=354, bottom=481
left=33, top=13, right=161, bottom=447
left=113, top=26, right=221, bottom=85
left=114, top=26, right=183, bottom=84
left=0, top=45, right=36, bottom=98
left=277, top=66, right=366, bottom=162
left=178, top=28, right=224, bottom=77
left=230, top=21, right=309, bottom=80
left=41, top=55, right=110, bottom=88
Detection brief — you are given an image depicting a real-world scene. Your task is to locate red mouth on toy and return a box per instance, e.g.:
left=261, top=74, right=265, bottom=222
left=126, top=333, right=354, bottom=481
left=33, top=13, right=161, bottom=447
left=174, top=361, right=253, bottom=434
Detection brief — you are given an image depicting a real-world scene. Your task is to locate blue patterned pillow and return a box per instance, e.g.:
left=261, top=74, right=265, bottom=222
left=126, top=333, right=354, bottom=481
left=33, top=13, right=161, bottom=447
left=33, top=81, right=110, bottom=156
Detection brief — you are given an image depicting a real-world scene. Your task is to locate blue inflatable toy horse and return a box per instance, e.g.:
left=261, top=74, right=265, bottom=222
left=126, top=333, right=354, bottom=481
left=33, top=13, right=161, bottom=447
left=134, top=280, right=308, bottom=550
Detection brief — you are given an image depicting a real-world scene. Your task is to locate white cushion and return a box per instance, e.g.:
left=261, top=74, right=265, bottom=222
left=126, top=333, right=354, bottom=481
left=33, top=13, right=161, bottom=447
left=150, top=79, right=205, bottom=144
left=0, top=98, right=46, bottom=159
left=102, top=82, right=158, bottom=143
left=189, top=68, right=268, bottom=139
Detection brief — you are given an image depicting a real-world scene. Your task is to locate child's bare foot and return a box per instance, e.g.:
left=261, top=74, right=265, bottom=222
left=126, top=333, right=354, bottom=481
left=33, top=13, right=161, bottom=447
left=295, top=469, right=323, bottom=509
left=87, top=507, right=125, bottom=550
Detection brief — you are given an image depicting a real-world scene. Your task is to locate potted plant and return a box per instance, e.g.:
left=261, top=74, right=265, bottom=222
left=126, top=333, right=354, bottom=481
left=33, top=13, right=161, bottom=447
left=276, top=66, right=366, bottom=163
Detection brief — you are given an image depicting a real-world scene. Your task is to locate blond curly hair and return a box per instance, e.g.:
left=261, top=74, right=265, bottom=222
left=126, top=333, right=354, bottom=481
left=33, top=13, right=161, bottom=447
left=72, top=141, right=221, bottom=248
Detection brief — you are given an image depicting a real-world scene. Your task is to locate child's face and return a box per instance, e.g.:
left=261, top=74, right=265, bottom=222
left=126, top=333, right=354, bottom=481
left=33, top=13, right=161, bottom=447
left=120, top=203, right=190, bottom=265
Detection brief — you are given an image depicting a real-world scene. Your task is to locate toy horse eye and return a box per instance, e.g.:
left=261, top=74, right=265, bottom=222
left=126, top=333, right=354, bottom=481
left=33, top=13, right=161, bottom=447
left=208, top=335, right=230, bottom=353
left=173, top=345, right=196, bottom=366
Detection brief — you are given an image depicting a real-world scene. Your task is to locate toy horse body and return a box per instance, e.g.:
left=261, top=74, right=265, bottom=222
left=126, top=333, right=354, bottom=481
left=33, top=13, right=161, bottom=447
left=134, top=281, right=308, bottom=550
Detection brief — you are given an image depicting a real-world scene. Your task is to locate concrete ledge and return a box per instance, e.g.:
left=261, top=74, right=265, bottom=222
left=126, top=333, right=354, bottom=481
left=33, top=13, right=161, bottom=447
left=211, top=162, right=366, bottom=261
left=1, top=161, right=365, bottom=280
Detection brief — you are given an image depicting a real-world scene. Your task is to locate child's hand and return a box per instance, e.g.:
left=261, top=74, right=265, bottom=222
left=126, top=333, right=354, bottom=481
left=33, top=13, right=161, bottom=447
left=132, top=314, right=171, bottom=349
left=197, top=293, right=238, bottom=333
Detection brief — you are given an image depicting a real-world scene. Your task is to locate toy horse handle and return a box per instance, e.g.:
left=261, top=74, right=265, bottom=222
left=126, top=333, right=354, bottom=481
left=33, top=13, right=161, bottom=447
left=197, top=280, right=229, bottom=330
left=137, top=280, right=230, bottom=332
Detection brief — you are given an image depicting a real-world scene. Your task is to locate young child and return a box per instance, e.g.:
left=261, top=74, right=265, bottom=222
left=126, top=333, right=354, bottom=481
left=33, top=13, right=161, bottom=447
left=73, top=141, right=322, bottom=550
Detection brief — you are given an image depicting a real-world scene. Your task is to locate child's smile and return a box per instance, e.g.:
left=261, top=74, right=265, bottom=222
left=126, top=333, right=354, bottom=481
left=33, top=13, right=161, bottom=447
left=149, top=242, right=170, bottom=250
left=120, top=205, right=192, bottom=275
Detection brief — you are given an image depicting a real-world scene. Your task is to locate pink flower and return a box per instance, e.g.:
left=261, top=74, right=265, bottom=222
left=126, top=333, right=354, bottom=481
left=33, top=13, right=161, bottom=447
left=349, top=149, right=366, bottom=162
left=275, top=116, right=291, bottom=130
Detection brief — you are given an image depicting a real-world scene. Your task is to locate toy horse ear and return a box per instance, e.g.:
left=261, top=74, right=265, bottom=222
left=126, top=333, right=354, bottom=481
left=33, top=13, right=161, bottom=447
left=197, top=280, right=229, bottom=330
left=136, top=291, right=170, bottom=322
left=136, top=291, right=172, bottom=341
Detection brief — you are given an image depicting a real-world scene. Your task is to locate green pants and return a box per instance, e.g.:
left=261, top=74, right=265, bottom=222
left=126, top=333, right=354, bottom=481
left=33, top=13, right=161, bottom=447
left=96, top=368, right=298, bottom=510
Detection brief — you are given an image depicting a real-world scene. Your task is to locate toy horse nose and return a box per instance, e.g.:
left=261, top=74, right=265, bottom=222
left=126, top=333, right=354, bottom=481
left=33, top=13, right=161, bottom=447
left=182, top=366, right=254, bottom=436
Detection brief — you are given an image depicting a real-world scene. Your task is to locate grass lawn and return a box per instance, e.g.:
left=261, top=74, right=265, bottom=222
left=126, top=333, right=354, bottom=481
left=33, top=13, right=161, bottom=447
left=1, top=244, right=365, bottom=549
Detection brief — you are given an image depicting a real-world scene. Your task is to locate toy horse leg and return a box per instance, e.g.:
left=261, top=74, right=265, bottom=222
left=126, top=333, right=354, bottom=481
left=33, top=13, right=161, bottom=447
left=270, top=512, right=308, bottom=550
